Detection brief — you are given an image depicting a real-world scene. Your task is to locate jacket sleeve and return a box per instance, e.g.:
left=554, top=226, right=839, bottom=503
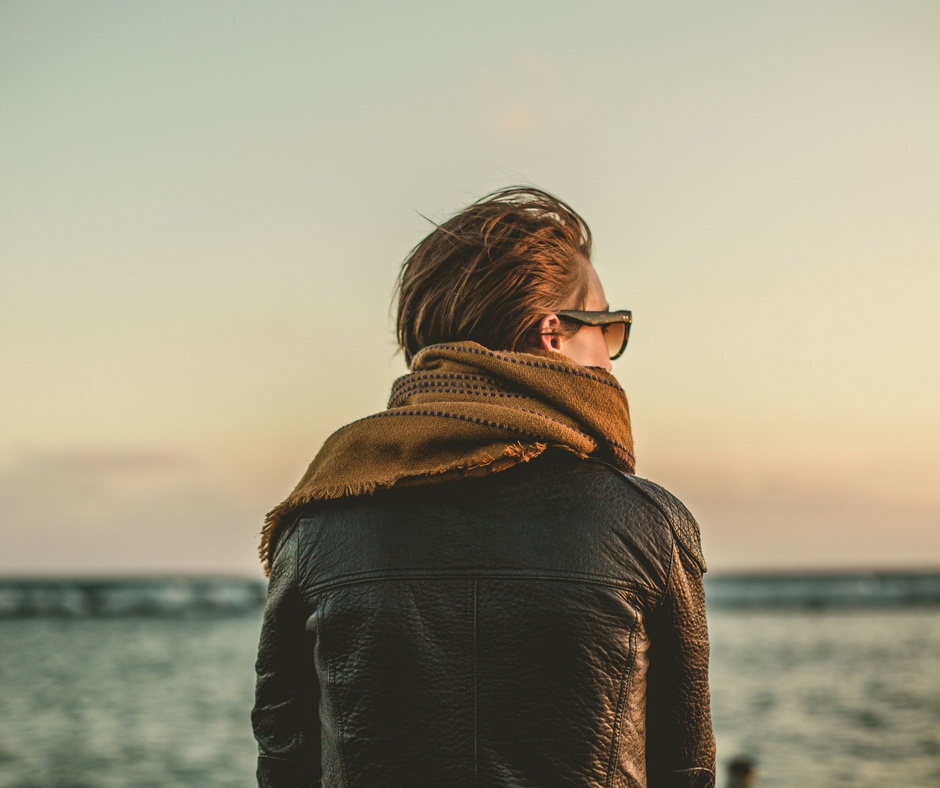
left=645, top=541, right=717, bottom=788
left=252, top=523, right=321, bottom=788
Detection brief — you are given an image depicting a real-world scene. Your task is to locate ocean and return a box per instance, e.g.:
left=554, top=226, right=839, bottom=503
left=1, top=577, right=939, bottom=787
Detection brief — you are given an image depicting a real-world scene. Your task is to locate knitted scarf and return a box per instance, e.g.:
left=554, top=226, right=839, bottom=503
left=260, top=341, right=635, bottom=574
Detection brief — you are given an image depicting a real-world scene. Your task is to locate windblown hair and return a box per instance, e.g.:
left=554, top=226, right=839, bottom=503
left=396, top=187, right=593, bottom=364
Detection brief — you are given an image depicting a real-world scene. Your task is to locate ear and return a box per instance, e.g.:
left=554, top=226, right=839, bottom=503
left=536, top=314, right=564, bottom=353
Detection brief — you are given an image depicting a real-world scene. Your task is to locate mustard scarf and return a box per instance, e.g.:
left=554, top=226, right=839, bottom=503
left=260, top=341, right=635, bottom=574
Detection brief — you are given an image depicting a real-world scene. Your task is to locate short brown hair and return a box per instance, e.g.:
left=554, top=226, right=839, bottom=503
left=396, top=187, right=593, bottom=364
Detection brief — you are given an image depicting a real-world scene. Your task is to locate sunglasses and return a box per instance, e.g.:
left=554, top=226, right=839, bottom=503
left=556, top=310, right=633, bottom=360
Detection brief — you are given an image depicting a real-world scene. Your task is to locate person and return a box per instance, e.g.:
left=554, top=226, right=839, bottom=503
left=252, top=187, right=716, bottom=788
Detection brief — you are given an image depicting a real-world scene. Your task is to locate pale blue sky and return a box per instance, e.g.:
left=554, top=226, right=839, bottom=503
left=2, top=1, right=938, bottom=574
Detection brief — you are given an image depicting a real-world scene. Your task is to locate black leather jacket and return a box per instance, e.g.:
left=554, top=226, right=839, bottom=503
left=253, top=451, right=715, bottom=788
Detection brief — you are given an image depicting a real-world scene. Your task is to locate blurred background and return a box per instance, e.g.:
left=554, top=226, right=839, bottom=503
left=1, top=2, right=938, bottom=786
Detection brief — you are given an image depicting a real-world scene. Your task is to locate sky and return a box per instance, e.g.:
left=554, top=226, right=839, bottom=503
left=1, top=1, right=938, bottom=576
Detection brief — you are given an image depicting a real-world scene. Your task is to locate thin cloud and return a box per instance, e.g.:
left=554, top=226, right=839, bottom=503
left=493, top=105, right=538, bottom=138
left=7, top=449, right=193, bottom=478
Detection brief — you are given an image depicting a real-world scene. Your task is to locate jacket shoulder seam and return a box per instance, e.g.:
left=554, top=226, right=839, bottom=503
left=613, top=473, right=707, bottom=574
left=270, top=513, right=303, bottom=567
left=300, top=568, right=654, bottom=601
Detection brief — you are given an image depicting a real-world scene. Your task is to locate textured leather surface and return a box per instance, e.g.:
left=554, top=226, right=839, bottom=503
left=253, top=451, right=715, bottom=788
left=619, top=476, right=707, bottom=574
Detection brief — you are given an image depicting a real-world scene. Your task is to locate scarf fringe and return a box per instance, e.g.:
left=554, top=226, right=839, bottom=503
left=259, top=342, right=634, bottom=576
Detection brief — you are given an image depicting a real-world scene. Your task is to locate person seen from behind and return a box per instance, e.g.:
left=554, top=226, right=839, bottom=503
left=253, top=187, right=716, bottom=788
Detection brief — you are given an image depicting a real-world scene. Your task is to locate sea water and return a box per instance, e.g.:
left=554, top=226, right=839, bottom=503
left=1, top=604, right=939, bottom=786
left=709, top=608, right=940, bottom=786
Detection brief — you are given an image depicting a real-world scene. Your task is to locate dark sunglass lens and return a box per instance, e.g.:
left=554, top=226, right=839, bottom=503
left=603, top=322, right=626, bottom=359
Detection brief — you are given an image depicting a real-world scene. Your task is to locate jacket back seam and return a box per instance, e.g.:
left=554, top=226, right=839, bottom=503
left=319, top=608, right=350, bottom=788
left=605, top=621, right=639, bottom=788
left=472, top=579, right=479, bottom=788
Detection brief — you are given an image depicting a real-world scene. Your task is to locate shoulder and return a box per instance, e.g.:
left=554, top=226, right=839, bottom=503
left=532, top=456, right=708, bottom=584
left=614, top=474, right=707, bottom=573
left=519, top=453, right=706, bottom=574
